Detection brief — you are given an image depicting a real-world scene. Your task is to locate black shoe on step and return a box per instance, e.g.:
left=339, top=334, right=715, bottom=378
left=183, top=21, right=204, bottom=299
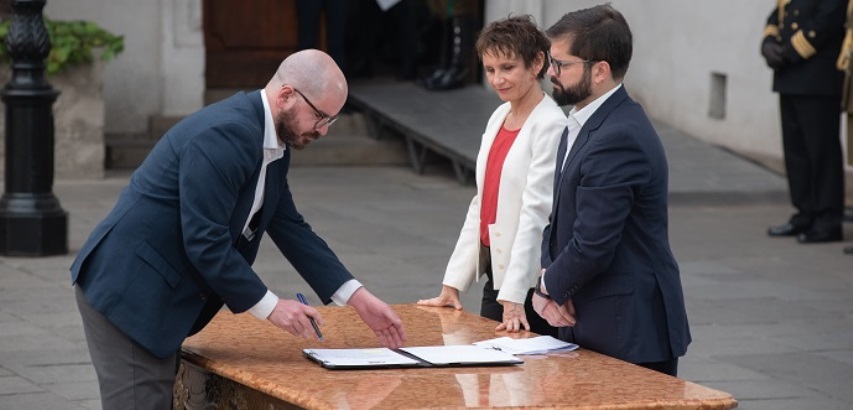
left=796, top=227, right=843, bottom=244
left=767, top=222, right=808, bottom=237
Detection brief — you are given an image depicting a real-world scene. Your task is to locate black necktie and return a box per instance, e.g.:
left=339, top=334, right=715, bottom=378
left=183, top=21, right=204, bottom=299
left=554, top=127, right=569, bottom=193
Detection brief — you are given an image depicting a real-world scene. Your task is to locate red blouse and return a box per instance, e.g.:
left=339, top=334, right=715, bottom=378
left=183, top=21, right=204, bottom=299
left=480, top=125, right=520, bottom=247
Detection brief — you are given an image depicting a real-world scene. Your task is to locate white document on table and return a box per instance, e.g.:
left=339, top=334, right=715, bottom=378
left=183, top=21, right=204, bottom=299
left=304, top=348, right=420, bottom=368
left=399, top=345, right=523, bottom=366
left=303, top=345, right=523, bottom=369
left=473, top=336, right=579, bottom=355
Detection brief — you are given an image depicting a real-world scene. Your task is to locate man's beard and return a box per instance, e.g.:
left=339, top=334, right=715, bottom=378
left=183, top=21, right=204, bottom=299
left=551, top=67, right=592, bottom=107
left=276, top=108, right=318, bottom=151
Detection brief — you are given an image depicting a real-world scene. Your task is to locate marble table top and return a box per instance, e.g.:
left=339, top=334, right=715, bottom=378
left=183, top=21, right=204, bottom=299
left=181, top=304, right=736, bottom=409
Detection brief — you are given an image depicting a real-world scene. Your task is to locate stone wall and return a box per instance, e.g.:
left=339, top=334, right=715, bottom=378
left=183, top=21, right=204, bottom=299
left=45, top=0, right=205, bottom=135
left=0, top=62, right=105, bottom=180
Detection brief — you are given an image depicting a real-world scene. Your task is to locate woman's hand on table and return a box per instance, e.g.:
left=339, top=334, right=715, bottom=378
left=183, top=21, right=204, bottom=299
left=495, top=300, right=529, bottom=332
left=416, top=285, right=463, bottom=310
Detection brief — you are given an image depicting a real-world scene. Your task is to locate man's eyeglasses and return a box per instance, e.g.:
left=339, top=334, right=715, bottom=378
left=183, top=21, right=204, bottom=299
left=293, top=88, right=338, bottom=130
left=548, top=52, right=594, bottom=76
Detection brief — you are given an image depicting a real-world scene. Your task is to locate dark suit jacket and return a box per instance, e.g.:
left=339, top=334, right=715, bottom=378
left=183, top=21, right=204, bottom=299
left=70, top=91, right=354, bottom=358
left=541, top=86, right=690, bottom=364
left=764, top=0, right=845, bottom=96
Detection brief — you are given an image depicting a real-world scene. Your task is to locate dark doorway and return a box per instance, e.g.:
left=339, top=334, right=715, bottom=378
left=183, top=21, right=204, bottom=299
left=203, top=0, right=304, bottom=88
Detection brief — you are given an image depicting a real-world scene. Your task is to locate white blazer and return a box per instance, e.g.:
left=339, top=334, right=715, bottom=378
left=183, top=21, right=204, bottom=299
left=442, top=94, right=567, bottom=304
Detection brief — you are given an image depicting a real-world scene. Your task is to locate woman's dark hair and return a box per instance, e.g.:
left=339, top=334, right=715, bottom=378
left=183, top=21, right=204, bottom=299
left=475, top=15, right=550, bottom=80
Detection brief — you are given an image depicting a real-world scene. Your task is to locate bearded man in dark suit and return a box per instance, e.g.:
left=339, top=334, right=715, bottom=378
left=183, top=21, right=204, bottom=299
left=71, top=49, right=406, bottom=409
left=533, top=5, right=691, bottom=377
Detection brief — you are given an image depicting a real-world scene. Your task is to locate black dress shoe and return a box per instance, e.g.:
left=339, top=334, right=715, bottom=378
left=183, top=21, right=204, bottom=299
left=417, top=70, right=440, bottom=88
left=844, top=245, right=853, bottom=255
left=425, top=67, right=468, bottom=91
left=767, top=223, right=808, bottom=237
left=796, top=227, right=843, bottom=243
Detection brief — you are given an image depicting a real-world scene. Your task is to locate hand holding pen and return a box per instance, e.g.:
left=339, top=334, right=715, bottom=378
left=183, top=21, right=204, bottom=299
left=266, top=295, right=324, bottom=341
left=297, top=293, right=324, bottom=341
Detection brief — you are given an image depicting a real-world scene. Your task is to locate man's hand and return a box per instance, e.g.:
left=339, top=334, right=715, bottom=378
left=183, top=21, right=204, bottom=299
left=267, top=298, right=324, bottom=341
left=495, top=300, right=530, bottom=332
left=561, top=299, right=576, bottom=324
left=761, top=39, right=786, bottom=70
left=532, top=292, right=575, bottom=327
left=416, top=285, right=463, bottom=310
left=349, top=287, right=407, bottom=348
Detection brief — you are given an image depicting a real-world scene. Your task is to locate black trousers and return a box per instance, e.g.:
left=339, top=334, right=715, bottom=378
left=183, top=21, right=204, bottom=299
left=638, top=358, right=678, bottom=377
left=479, top=246, right=558, bottom=337
left=295, top=0, right=349, bottom=71
left=779, top=94, right=844, bottom=231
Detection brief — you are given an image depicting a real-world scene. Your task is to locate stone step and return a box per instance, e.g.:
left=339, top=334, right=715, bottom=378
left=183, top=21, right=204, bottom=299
left=105, top=136, right=154, bottom=170
left=105, top=112, right=407, bottom=170
left=149, top=115, right=184, bottom=141
left=291, top=112, right=408, bottom=166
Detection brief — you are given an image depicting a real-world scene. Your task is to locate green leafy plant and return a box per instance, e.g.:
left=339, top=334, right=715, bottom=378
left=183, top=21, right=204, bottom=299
left=0, top=18, right=124, bottom=75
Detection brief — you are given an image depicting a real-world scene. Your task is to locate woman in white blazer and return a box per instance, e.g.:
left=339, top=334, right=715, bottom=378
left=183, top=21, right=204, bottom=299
left=418, top=15, right=567, bottom=335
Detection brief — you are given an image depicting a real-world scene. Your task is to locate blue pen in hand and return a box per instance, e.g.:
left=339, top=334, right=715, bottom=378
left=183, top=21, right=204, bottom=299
left=296, top=293, right=324, bottom=341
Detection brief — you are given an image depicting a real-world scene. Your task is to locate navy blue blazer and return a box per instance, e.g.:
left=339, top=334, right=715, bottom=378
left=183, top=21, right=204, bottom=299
left=541, top=86, right=690, bottom=364
left=70, top=91, right=354, bottom=358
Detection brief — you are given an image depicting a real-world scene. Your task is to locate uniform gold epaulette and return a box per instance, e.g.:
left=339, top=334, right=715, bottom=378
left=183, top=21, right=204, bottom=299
left=837, top=32, right=852, bottom=70
left=777, top=0, right=788, bottom=24
left=763, top=25, right=781, bottom=39
left=791, top=29, right=817, bottom=58
left=837, top=0, right=853, bottom=71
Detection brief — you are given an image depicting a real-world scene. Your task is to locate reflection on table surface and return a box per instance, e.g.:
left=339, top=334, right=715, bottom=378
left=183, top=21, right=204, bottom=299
left=179, top=304, right=736, bottom=409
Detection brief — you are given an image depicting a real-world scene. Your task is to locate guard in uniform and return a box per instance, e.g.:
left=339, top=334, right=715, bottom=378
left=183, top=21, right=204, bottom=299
left=762, top=0, right=847, bottom=243
left=837, top=0, right=853, bottom=255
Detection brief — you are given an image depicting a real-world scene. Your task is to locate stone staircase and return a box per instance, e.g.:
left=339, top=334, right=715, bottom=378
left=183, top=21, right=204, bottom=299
left=105, top=90, right=408, bottom=170
left=105, top=115, right=179, bottom=170
left=289, top=113, right=408, bottom=167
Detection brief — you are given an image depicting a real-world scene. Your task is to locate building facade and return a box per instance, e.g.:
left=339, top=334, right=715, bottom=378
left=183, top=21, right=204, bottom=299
left=43, top=0, right=850, bottom=178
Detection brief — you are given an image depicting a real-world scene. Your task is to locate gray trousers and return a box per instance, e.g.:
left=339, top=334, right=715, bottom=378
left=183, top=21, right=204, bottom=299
left=75, top=285, right=178, bottom=409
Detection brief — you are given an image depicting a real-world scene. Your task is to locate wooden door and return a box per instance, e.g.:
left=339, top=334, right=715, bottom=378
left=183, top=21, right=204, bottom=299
left=203, top=0, right=300, bottom=88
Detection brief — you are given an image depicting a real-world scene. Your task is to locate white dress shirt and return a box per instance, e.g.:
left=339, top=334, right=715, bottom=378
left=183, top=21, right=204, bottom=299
left=560, top=83, right=623, bottom=171
left=247, top=92, right=362, bottom=320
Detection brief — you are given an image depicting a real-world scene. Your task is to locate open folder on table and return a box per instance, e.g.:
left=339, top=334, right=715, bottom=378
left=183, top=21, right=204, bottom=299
left=303, top=345, right=523, bottom=370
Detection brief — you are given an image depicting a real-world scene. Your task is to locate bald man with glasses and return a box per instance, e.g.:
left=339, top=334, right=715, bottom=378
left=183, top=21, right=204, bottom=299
left=71, top=49, right=406, bottom=409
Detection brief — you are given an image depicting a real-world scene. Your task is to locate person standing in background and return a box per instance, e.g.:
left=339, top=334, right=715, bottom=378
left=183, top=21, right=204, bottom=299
left=762, top=0, right=847, bottom=244
left=837, top=0, right=853, bottom=255
left=295, top=0, right=349, bottom=72
left=346, top=0, right=418, bottom=80
left=417, top=0, right=478, bottom=90
left=418, top=15, right=566, bottom=336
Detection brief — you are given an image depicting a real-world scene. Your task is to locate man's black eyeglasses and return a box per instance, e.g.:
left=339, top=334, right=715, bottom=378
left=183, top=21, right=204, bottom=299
left=293, top=88, right=338, bottom=130
left=548, top=52, right=594, bottom=76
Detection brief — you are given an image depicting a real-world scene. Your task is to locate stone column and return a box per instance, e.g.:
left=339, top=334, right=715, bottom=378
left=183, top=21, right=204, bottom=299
left=0, top=0, right=68, bottom=256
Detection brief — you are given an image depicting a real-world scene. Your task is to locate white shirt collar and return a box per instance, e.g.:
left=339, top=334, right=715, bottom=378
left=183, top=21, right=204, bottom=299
left=260, top=91, right=286, bottom=159
left=569, top=83, right=623, bottom=128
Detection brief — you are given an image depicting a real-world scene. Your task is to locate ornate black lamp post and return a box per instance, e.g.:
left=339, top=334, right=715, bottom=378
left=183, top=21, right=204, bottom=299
left=0, top=0, right=67, bottom=256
